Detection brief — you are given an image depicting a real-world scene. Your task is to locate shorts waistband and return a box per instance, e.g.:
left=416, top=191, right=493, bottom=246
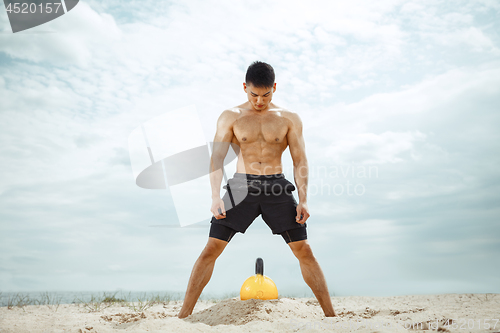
left=233, top=173, right=285, bottom=180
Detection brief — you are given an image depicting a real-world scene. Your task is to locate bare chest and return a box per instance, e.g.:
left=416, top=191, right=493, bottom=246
left=233, top=114, right=289, bottom=144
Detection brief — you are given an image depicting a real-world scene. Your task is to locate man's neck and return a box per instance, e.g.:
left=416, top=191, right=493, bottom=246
left=244, top=102, right=277, bottom=114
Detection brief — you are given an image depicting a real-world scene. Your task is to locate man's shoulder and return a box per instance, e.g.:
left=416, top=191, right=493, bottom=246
left=279, top=109, right=298, bottom=116
left=218, top=108, right=241, bottom=122
left=267, top=104, right=298, bottom=118
left=279, top=109, right=302, bottom=124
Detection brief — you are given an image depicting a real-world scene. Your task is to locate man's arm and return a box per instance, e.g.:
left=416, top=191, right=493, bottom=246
left=210, top=110, right=235, bottom=219
left=286, top=112, right=310, bottom=223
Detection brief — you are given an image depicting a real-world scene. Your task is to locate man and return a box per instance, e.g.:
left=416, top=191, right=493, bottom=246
left=177, top=61, right=336, bottom=318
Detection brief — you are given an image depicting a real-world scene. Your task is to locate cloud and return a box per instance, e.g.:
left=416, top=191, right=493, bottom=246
left=325, top=131, right=427, bottom=164
left=0, top=2, right=121, bottom=66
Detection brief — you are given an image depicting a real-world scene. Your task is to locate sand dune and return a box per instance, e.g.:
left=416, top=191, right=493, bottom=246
left=0, top=294, right=498, bottom=332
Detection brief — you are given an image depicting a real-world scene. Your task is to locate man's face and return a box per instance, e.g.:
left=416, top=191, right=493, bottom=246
left=243, top=82, right=276, bottom=111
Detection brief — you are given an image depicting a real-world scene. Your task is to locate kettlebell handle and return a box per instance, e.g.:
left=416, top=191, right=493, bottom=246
left=255, top=257, right=264, bottom=275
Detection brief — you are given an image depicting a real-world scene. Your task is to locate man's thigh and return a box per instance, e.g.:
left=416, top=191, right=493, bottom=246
left=210, top=190, right=261, bottom=233
left=280, top=226, right=308, bottom=244
left=209, top=222, right=238, bottom=242
left=261, top=194, right=307, bottom=234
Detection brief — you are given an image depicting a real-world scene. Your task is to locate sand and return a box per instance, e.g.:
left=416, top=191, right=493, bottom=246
left=0, top=294, right=499, bottom=332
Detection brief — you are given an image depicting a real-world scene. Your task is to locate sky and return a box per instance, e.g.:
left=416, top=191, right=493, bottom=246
left=0, top=0, right=499, bottom=299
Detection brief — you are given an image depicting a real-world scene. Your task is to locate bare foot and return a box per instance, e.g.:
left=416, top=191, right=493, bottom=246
left=177, top=311, right=190, bottom=319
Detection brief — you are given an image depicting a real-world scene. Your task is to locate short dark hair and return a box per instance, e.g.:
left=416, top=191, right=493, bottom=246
left=245, top=61, right=275, bottom=88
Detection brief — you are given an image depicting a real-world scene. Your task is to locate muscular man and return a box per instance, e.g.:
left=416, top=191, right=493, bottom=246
left=177, top=61, right=336, bottom=318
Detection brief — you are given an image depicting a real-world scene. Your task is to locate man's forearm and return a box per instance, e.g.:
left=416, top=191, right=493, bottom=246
left=293, top=160, right=308, bottom=203
left=209, top=155, right=225, bottom=199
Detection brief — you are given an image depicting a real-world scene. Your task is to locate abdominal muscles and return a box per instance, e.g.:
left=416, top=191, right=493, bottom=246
left=236, top=142, right=285, bottom=175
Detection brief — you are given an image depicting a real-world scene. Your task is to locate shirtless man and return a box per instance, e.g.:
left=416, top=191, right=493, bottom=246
left=177, top=61, right=336, bottom=318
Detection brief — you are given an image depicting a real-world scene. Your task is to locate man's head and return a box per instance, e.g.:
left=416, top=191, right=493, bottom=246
left=243, top=61, right=276, bottom=111
left=245, top=61, right=275, bottom=88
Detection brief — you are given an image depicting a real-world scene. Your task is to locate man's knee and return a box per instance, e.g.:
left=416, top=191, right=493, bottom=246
left=289, top=240, right=315, bottom=261
left=200, top=237, right=227, bottom=260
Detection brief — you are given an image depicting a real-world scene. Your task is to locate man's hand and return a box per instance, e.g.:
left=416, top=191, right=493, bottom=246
left=295, top=202, right=310, bottom=224
left=211, top=198, right=226, bottom=219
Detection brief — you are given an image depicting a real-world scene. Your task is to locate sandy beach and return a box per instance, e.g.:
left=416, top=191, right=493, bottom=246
left=0, top=293, right=499, bottom=332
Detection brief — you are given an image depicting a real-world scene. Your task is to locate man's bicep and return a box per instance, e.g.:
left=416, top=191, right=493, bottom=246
left=212, top=111, right=235, bottom=158
left=287, top=113, right=306, bottom=165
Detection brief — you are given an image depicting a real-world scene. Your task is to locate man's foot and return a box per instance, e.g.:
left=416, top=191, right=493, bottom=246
left=177, top=311, right=189, bottom=319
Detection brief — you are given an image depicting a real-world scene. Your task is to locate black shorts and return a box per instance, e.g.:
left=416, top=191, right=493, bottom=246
left=209, top=173, right=307, bottom=243
left=209, top=222, right=307, bottom=244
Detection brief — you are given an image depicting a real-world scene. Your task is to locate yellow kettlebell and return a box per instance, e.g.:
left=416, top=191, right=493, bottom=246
left=240, top=258, right=278, bottom=300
